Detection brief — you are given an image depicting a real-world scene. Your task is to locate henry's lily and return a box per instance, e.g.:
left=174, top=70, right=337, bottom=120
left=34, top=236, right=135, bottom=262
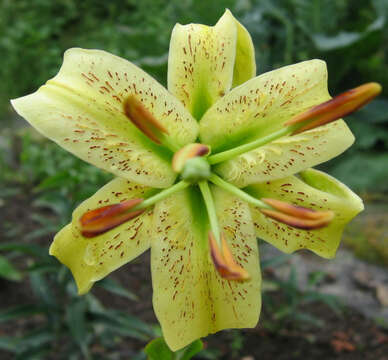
left=11, top=10, right=380, bottom=351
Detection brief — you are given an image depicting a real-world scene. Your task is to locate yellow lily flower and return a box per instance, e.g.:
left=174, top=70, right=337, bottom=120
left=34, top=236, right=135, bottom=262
left=11, top=9, right=379, bottom=351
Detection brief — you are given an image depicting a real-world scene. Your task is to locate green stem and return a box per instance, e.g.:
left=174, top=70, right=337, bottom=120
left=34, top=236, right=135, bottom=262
left=208, top=126, right=296, bottom=165
left=209, top=174, right=272, bottom=210
left=198, top=181, right=221, bottom=247
left=135, top=180, right=190, bottom=210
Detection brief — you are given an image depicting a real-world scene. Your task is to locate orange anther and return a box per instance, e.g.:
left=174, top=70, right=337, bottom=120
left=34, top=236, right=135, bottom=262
left=80, top=198, right=144, bottom=237
left=285, top=82, right=382, bottom=134
left=208, top=232, right=250, bottom=280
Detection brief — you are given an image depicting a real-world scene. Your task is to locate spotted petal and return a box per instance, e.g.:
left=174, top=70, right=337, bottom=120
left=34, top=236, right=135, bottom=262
left=246, top=168, right=363, bottom=258
left=168, top=9, right=256, bottom=120
left=12, top=48, right=199, bottom=188
left=151, top=186, right=261, bottom=351
left=200, top=60, right=340, bottom=152
left=215, top=120, right=354, bottom=187
left=50, top=177, right=155, bottom=294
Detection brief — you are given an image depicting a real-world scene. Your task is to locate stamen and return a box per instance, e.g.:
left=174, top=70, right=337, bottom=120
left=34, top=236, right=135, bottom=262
left=172, top=143, right=210, bottom=172
left=80, top=199, right=144, bottom=238
left=260, top=198, right=334, bottom=230
left=285, top=82, right=382, bottom=134
left=209, top=174, right=334, bottom=230
left=209, top=232, right=250, bottom=280
left=124, top=95, right=170, bottom=145
left=208, top=82, right=381, bottom=164
left=80, top=181, right=190, bottom=238
left=199, top=180, right=250, bottom=281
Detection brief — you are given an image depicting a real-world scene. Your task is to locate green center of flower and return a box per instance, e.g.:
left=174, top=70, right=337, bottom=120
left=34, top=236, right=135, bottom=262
left=180, top=157, right=211, bottom=183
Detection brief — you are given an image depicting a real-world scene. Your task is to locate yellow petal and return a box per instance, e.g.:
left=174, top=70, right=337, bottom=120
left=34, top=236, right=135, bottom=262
left=168, top=10, right=256, bottom=120
left=215, top=120, right=354, bottom=187
left=232, top=13, right=256, bottom=88
left=151, top=186, right=261, bottom=351
left=12, top=48, right=199, bottom=188
left=50, top=177, right=155, bottom=294
left=200, top=60, right=330, bottom=152
left=246, top=168, right=364, bottom=258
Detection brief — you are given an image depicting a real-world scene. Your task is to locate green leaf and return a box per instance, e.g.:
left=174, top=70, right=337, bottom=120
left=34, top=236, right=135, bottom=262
left=0, top=329, right=54, bottom=354
left=96, top=277, right=138, bottom=301
left=144, top=337, right=174, bottom=360
left=0, top=304, right=45, bottom=322
left=26, top=262, right=59, bottom=274
left=144, top=337, right=204, bottom=360
left=293, top=312, right=324, bottom=327
left=0, top=242, right=48, bottom=258
left=177, top=339, right=203, bottom=360
left=353, top=98, right=388, bottom=124
left=0, top=255, right=22, bottom=281
left=0, top=337, right=19, bottom=352
left=19, top=329, right=54, bottom=352
left=66, top=298, right=89, bottom=357
left=328, top=152, right=388, bottom=192
left=311, top=17, right=385, bottom=51
left=29, top=272, right=56, bottom=307
left=92, top=310, right=153, bottom=341
left=261, top=253, right=291, bottom=269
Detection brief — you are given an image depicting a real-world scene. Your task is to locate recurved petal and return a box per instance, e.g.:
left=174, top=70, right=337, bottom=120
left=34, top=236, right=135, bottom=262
left=232, top=13, right=256, bottom=88
left=168, top=9, right=256, bottom=121
left=50, top=177, right=155, bottom=294
left=246, top=168, right=364, bottom=258
left=199, top=60, right=330, bottom=152
left=12, top=48, right=199, bottom=188
left=151, top=187, right=261, bottom=351
left=214, top=120, right=354, bottom=187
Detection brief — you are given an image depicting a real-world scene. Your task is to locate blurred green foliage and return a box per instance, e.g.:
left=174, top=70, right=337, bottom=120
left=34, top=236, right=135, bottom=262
left=1, top=0, right=388, bottom=192
left=0, top=242, right=157, bottom=359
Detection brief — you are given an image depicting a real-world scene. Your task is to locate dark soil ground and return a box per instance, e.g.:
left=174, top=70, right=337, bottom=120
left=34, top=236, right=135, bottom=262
left=1, top=190, right=388, bottom=359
